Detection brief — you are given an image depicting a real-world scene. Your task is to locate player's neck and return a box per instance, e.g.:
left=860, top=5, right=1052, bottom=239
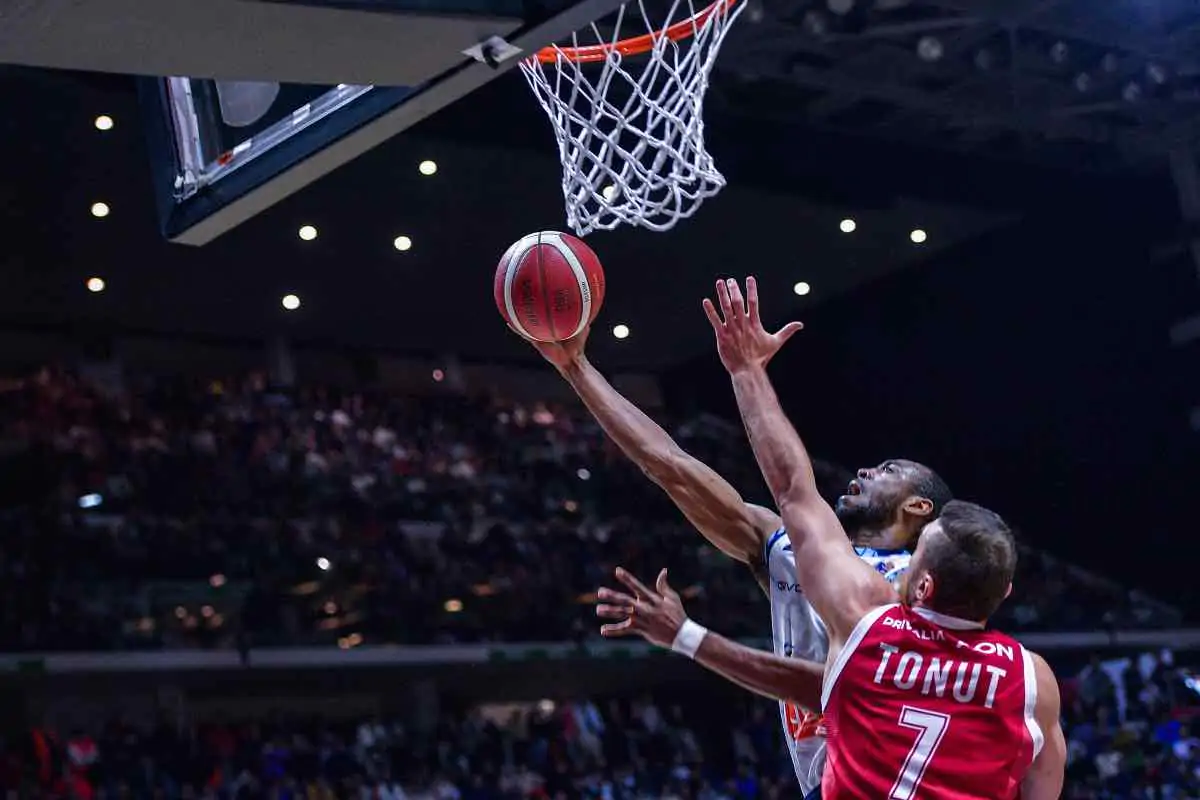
left=849, top=525, right=909, bottom=551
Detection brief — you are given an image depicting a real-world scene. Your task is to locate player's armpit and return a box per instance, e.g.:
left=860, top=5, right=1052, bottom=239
left=561, top=356, right=779, bottom=564
left=1021, top=653, right=1066, bottom=800
left=781, top=500, right=896, bottom=643
left=694, top=630, right=824, bottom=709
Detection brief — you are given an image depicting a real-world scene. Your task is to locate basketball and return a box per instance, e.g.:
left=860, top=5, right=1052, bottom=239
left=494, top=231, right=606, bottom=343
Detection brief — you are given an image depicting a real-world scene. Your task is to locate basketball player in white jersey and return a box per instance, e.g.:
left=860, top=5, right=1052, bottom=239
left=519, top=327, right=953, bottom=795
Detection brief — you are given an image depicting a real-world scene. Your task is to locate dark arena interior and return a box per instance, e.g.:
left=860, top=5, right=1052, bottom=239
left=1, top=0, right=1200, bottom=796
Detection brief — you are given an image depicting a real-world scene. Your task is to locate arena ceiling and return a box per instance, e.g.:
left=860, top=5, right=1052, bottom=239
left=0, top=0, right=1196, bottom=371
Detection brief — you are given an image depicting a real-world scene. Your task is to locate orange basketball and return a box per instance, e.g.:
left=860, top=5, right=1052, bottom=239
left=494, top=231, right=606, bottom=343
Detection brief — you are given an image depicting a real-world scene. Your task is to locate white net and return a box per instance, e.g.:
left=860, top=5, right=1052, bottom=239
left=519, top=0, right=746, bottom=236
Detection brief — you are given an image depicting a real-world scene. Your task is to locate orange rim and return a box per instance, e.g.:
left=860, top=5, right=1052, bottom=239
left=532, top=0, right=739, bottom=64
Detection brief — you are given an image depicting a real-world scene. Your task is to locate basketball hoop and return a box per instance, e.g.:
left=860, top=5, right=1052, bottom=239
left=519, top=0, right=746, bottom=236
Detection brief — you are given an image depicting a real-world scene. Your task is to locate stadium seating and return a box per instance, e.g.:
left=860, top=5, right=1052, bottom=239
left=0, top=367, right=1178, bottom=652
left=0, top=366, right=1194, bottom=798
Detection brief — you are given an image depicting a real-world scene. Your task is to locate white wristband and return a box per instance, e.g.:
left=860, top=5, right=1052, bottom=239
left=671, top=619, right=708, bottom=659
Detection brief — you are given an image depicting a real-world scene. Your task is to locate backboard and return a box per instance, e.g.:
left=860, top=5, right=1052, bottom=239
left=130, top=0, right=626, bottom=245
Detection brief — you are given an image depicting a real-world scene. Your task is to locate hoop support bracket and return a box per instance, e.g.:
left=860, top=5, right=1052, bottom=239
left=463, top=36, right=524, bottom=69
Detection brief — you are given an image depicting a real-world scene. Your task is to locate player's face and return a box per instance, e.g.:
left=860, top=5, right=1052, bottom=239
left=835, top=459, right=920, bottom=531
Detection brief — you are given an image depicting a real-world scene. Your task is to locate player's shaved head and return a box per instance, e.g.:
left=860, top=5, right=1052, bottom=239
left=907, top=500, right=1017, bottom=621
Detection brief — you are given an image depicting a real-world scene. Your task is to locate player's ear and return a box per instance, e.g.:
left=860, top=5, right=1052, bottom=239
left=910, top=571, right=934, bottom=604
left=901, top=495, right=934, bottom=519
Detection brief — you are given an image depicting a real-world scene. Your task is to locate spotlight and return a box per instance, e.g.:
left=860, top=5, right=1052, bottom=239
left=612, top=324, right=630, bottom=340
left=90, top=202, right=110, bottom=218
left=94, top=115, right=114, bottom=131
left=793, top=281, right=811, bottom=296
left=86, top=277, right=106, bottom=293
left=910, top=229, right=927, bottom=244
left=839, top=218, right=857, bottom=233
left=418, top=160, right=438, bottom=176
left=393, top=235, right=413, bottom=251
left=917, top=36, right=943, bottom=62
left=282, top=294, right=301, bottom=310
left=298, top=225, right=317, bottom=241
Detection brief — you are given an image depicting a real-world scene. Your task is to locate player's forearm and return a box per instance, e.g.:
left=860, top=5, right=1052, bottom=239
left=693, top=629, right=823, bottom=709
left=560, top=356, right=682, bottom=477
left=729, top=367, right=818, bottom=508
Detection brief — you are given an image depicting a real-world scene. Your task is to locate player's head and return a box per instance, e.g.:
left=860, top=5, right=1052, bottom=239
left=902, top=499, right=1017, bottom=622
left=835, top=459, right=952, bottom=545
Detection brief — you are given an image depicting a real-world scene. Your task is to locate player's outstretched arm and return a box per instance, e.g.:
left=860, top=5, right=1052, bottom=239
left=596, top=567, right=824, bottom=709
left=1022, top=653, right=1066, bottom=800
left=517, top=325, right=780, bottom=569
left=704, top=278, right=894, bottom=639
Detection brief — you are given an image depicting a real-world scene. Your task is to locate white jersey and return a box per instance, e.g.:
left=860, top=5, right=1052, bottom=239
left=763, top=527, right=911, bottom=795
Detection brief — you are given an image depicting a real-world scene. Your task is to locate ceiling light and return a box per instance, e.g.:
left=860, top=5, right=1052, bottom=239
left=916, top=36, right=943, bottom=62
left=793, top=281, right=811, bottom=296
left=298, top=225, right=317, bottom=241
left=282, top=294, right=301, bottom=310
left=612, top=324, right=630, bottom=340
left=910, top=229, right=927, bottom=244
left=393, top=235, right=413, bottom=252
left=94, top=115, right=114, bottom=131
left=86, top=277, right=106, bottom=293
left=418, top=160, right=438, bottom=176
left=602, top=185, right=619, bottom=202
left=839, top=218, right=856, bottom=233
left=90, top=202, right=110, bottom=218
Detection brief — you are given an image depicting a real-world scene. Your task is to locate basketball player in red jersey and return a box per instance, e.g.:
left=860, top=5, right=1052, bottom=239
left=702, top=276, right=1066, bottom=799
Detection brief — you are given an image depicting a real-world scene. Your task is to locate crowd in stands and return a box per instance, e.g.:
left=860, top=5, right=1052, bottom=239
left=0, top=365, right=1197, bottom=797
left=0, top=365, right=1181, bottom=653
left=2, top=649, right=1198, bottom=798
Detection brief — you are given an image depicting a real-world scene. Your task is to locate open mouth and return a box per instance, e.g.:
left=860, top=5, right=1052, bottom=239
left=846, top=480, right=863, bottom=496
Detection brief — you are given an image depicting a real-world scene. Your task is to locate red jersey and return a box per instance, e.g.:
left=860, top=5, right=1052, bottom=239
left=821, top=604, right=1043, bottom=800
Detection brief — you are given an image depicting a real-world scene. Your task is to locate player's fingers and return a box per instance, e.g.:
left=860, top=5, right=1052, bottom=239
left=702, top=298, right=724, bottom=331
left=655, top=567, right=677, bottom=599
left=600, top=619, right=636, bottom=637
left=725, top=279, right=746, bottom=322
left=746, top=276, right=761, bottom=324
left=614, top=567, right=657, bottom=602
left=596, top=587, right=636, bottom=606
left=715, top=279, right=734, bottom=321
left=776, top=321, right=805, bottom=343
left=595, top=604, right=631, bottom=620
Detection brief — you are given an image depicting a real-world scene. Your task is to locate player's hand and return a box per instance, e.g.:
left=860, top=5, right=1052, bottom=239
left=595, top=567, right=689, bottom=650
left=508, top=323, right=590, bottom=372
left=703, top=277, right=803, bottom=375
